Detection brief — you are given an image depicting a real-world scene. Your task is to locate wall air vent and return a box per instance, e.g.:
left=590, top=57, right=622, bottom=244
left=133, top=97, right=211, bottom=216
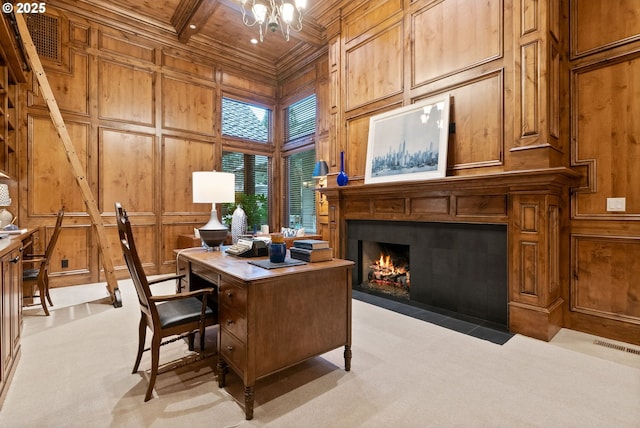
left=25, top=14, right=60, bottom=62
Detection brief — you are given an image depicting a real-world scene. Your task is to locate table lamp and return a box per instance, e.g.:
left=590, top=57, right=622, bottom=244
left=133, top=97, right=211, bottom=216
left=192, top=171, right=235, bottom=249
left=0, top=184, right=12, bottom=228
left=312, top=160, right=329, bottom=205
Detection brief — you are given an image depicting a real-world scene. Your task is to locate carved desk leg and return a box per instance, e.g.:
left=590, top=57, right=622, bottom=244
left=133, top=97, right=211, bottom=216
left=245, top=385, right=255, bottom=420
left=344, top=344, right=352, bottom=371
left=217, top=357, right=228, bottom=388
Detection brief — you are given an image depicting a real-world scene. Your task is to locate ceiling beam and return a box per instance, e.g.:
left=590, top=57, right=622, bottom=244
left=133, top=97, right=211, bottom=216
left=172, top=0, right=220, bottom=43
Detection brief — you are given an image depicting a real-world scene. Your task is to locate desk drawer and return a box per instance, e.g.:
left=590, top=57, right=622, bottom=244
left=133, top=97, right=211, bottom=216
left=191, top=263, right=219, bottom=285
left=219, top=282, right=247, bottom=315
left=220, top=330, right=246, bottom=372
left=220, top=304, right=247, bottom=342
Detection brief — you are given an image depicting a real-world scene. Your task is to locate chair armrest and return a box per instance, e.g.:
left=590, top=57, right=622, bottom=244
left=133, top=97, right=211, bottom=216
left=147, top=273, right=185, bottom=286
left=149, top=287, right=215, bottom=303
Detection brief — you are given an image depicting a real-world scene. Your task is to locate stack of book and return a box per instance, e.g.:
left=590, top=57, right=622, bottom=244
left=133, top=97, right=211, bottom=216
left=289, top=239, right=333, bottom=262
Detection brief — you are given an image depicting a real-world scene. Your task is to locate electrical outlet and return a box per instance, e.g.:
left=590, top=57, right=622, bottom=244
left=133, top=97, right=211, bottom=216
left=606, top=197, right=626, bottom=212
left=61, top=259, right=69, bottom=268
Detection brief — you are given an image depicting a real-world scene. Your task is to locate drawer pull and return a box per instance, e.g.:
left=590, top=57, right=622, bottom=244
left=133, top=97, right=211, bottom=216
left=10, top=256, right=20, bottom=263
left=227, top=346, right=234, bottom=351
left=226, top=291, right=234, bottom=298
left=226, top=319, right=234, bottom=326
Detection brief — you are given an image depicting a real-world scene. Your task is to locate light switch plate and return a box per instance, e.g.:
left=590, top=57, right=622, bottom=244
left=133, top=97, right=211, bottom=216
left=606, top=197, right=626, bottom=212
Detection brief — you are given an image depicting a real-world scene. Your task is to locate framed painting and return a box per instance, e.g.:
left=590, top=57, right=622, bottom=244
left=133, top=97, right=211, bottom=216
left=364, top=93, right=450, bottom=184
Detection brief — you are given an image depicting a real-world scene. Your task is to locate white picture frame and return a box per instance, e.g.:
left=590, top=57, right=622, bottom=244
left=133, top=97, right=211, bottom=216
left=364, top=93, right=450, bottom=184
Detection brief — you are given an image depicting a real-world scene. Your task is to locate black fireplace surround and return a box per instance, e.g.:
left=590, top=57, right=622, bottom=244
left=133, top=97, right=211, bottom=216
left=347, top=220, right=508, bottom=326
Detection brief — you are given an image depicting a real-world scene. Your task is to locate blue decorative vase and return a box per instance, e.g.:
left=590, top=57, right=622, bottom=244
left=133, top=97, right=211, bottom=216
left=337, top=151, right=348, bottom=186
left=269, top=242, right=286, bottom=263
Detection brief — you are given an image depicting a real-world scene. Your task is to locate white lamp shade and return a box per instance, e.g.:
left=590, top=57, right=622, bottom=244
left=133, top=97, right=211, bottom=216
left=192, top=171, right=235, bottom=204
left=0, top=184, right=11, bottom=206
left=281, top=3, right=294, bottom=23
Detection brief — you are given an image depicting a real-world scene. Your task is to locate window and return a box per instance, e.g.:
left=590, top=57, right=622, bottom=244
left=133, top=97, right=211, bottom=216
left=285, top=94, right=316, bottom=143
left=284, top=94, right=317, bottom=232
left=222, top=97, right=270, bottom=143
left=221, top=151, right=270, bottom=231
left=287, top=149, right=316, bottom=233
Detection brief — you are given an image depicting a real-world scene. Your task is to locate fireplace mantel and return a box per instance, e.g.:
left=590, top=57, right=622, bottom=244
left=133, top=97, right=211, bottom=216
left=320, top=167, right=581, bottom=341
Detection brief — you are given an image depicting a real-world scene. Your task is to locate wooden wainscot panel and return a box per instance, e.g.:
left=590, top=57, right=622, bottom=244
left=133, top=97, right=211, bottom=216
left=571, top=0, right=640, bottom=57
left=455, top=194, right=507, bottom=218
left=521, top=41, right=539, bottom=137
left=49, top=225, right=90, bottom=277
left=220, top=71, right=276, bottom=98
left=520, top=0, right=539, bottom=35
left=98, top=30, right=155, bottom=64
left=343, top=0, right=403, bottom=42
left=345, top=23, right=404, bottom=111
left=411, top=196, right=450, bottom=215
left=162, top=224, right=203, bottom=268
left=344, top=198, right=371, bottom=217
left=280, top=64, right=317, bottom=99
left=573, top=56, right=640, bottom=218
left=572, top=235, right=640, bottom=325
left=29, top=116, right=88, bottom=214
left=372, top=198, right=405, bottom=215
left=162, top=136, right=214, bottom=215
left=448, top=73, right=504, bottom=171
left=162, top=76, right=215, bottom=135
left=70, top=21, right=90, bottom=46
left=100, top=129, right=155, bottom=213
left=162, top=51, right=215, bottom=81
left=412, top=0, right=502, bottom=86
left=107, top=222, right=158, bottom=273
left=519, top=241, right=539, bottom=297
left=346, top=113, right=382, bottom=179
left=31, top=52, right=89, bottom=115
left=98, top=59, right=154, bottom=125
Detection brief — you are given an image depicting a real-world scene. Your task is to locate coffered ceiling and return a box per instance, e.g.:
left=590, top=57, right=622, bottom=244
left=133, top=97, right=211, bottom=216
left=62, top=0, right=346, bottom=77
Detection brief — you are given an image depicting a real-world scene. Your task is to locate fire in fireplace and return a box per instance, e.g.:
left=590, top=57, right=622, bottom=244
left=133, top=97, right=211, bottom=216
left=362, top=241, right=410, bottom=299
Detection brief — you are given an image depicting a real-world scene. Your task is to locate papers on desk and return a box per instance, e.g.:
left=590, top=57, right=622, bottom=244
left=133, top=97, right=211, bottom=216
left=0, top=228, right=27, bottom=235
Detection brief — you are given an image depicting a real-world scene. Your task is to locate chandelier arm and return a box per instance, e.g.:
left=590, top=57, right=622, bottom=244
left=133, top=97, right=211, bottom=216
left=240, top=0, right=304, bottom=42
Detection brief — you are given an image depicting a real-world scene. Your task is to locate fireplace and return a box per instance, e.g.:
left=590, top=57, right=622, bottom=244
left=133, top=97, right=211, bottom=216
left=361, top=241, right=410, bottom=299
left=348, top=220, right=508, bottom=326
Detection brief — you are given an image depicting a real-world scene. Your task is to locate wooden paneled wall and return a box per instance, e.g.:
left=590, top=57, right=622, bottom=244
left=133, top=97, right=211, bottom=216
left=20, top=7, right=281, bottom=286
left=565, top=0, right=640, bottom=342
left=319, top=0, right=640, bottom=344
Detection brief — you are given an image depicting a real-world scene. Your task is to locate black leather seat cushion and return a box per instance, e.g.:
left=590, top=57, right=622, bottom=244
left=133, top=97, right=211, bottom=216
left=23, top=268, right=39, bottom=281
left=157, top=297, right=215, bottom=329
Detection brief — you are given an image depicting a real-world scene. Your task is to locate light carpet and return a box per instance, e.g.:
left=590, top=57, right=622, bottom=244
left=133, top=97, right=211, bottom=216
left=1, top=278, right=639, bottom=428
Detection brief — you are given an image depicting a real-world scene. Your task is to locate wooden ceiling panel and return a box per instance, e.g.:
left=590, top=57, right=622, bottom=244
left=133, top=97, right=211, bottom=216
left=101, top=0, right=182, bottom=27
left=52, top=0, right=347, bottom=76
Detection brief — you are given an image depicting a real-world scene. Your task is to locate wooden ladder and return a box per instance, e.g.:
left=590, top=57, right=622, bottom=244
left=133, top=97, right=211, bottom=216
left=14, top=14, right=122, bottom=307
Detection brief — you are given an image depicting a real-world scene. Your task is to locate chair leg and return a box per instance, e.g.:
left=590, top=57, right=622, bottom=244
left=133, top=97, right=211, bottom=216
left=199, top=324, right=206, bottom=351
left=44, top=275, right=53, bottom=307
left=187, top=332, right=195, bottom=351
left=38, top=279, right=49, bottom=316
left=145, top=335, right=161, bottom=402
left=132, top=316, right=147, bottom=373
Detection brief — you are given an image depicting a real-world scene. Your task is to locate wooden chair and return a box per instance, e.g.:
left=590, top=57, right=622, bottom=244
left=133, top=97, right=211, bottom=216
left=23, top=208, right=64, bottom=316
left=115, top=202, right=217, bottom=401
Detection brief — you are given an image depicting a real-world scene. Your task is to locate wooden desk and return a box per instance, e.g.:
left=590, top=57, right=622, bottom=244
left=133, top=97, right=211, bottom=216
left=176, top=248, right=353, bottom=420
left=1, top=228, right=37, bottom=408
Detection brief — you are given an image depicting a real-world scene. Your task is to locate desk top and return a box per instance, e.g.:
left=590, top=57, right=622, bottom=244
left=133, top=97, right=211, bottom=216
left=0, top=228, right=37, bottom=257
left=176, top=247, right=353, bottom=283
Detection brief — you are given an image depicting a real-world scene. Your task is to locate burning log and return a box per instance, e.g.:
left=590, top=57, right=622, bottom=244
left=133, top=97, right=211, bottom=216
left=368, top=253, right=410, bottom=290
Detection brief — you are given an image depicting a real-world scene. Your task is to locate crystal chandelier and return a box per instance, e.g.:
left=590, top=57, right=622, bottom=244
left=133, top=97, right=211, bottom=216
left=240, top=0, right=307, bottom=42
